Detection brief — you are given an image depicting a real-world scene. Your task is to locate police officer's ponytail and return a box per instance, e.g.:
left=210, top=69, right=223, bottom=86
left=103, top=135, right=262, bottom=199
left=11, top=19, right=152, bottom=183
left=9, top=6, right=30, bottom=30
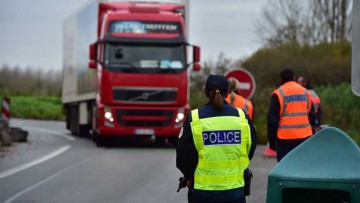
left=204, top=75, right=229, bottom=111
left=209, top=89, right=224, bottom=111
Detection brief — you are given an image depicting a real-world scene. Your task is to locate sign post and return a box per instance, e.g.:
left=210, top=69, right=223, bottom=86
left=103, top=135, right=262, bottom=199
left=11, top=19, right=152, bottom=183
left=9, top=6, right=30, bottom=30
left=1, top=97, right=12, bottom=146
left=352, top=0, right=360, bottom=96
left=225, top=69, right=256, bottom=99
left=1, top=97, right=10, bottom=125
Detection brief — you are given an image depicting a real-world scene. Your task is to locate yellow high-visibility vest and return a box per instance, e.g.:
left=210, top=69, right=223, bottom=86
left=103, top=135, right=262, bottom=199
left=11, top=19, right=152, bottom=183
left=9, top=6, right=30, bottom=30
left=190, top=108, right=251, bottom=190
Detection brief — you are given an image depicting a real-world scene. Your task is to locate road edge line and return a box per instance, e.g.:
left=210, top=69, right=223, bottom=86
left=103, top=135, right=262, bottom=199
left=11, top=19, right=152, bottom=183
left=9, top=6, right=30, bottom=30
left=0, top=145, right=71, bottom=180
left=24, top=127, right=76, bottom=141
left=4, top=156, right=90, bottom=203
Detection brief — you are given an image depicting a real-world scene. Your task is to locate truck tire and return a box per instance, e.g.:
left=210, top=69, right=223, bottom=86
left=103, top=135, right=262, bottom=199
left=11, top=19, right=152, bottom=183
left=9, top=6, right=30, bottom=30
left=167, top=137, right=178, bottom=147
left=78, top=124, right=91, bottom=137
left=92, top=131, right=107, bottom=147
left=68, top=105, right=79, bottom=136
left=155, top=136, right=166, bottom=144
left=68, top=104, right=91, bottom=137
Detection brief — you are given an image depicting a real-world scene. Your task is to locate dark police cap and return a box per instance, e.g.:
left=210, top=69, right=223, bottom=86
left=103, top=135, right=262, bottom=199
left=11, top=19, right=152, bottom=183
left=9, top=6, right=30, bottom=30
left=205, top=74, right=228, bottom=95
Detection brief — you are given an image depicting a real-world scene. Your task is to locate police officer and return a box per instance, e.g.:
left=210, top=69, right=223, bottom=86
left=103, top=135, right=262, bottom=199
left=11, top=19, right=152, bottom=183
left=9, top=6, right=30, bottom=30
left=226, top=78, right=254, bottom=120
left=176, top=74, right=257, bottom=203
left=267, top=69, right=316, bottom=162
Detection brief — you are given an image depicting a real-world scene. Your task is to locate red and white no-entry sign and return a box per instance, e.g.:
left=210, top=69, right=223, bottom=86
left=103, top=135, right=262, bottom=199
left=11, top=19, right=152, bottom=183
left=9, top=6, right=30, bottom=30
left=225, top=69, right=256, bottom=99
left=2, top=97, right=10, bottom=124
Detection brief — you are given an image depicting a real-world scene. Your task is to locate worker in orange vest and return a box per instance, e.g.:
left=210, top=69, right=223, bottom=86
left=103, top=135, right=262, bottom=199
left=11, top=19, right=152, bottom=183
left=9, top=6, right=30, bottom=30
left=225, top=78, right=276, bottom=158
left=298, top=76, right=322, bottom=132
left=267, top=69, right=316, bottom=162
left=225, top=78, right=254, bottom=120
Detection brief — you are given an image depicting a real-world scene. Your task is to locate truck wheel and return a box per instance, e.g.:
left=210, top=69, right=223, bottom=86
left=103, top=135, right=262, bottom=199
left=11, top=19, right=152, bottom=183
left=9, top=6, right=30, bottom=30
left=69, top=105, right=79, bottom=136
left=155, top=137, right=166, bottom=144
left=92, top=131, right=107, bottom=147
left=167, top=137, right=178, bottom=147
left=78, top=124, right=90, bottom=137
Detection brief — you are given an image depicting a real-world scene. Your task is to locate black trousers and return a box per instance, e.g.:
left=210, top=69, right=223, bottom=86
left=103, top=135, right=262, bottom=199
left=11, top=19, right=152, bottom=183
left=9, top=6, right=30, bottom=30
left=188, top=189, right=246, bottom=203
left=276, top=137, right=309, bottom=162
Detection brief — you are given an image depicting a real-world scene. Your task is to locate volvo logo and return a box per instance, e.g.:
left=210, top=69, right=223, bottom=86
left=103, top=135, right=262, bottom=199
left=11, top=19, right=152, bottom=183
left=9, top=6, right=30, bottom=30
left=141, top=92, right=150, bottom=100
left=129, top=90, right=163, bottom=101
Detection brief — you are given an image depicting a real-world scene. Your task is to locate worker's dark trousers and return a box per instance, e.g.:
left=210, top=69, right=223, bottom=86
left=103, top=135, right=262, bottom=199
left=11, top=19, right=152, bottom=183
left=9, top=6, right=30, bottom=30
left=188, top=189, right=246, bottom=203
left=276, top=137, right=309, bottom=162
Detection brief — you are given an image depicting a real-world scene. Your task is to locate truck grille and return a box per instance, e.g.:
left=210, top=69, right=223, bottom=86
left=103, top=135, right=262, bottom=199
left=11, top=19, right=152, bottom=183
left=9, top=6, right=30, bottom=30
left=116, top=109, right=173, bottom=127
left=113, top=87, right=177, bottom=103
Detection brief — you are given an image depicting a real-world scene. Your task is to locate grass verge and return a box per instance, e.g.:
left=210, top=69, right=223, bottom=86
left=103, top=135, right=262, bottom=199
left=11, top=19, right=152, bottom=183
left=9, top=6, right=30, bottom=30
left=6, top=96, right=65, bottom=120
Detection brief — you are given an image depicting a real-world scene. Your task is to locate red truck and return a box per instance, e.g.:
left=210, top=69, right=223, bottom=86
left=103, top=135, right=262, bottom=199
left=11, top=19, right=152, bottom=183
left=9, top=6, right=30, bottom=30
left=62, top=0, right=200, bottom=146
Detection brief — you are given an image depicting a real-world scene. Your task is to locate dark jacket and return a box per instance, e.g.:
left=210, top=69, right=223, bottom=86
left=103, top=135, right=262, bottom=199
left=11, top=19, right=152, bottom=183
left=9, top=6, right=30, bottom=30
left=308, top=88, right=322, bottom=131
left=176, top=102, right=257, bottom=202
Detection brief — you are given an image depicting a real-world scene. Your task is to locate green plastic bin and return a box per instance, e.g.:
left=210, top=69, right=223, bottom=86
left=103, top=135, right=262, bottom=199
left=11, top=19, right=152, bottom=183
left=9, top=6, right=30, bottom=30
left=266, top=127, right=360, bottom=203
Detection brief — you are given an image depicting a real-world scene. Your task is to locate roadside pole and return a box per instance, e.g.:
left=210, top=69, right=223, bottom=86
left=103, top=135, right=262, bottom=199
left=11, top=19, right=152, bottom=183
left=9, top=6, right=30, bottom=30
left=2, top=97, right=10, bottom=125
left=1, top=97, right=12, bottom=147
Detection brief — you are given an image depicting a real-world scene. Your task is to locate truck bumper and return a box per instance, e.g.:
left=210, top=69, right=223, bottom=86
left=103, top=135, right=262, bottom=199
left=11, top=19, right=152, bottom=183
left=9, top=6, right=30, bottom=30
left=98, top=126, right=182, bottom=137
left=97, top=105, right=189, bottom=137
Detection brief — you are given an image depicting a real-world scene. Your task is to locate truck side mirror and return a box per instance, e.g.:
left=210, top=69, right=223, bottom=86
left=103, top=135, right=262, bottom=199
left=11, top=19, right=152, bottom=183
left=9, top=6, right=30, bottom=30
left=89, top=43, right=97, bottom=61
left=89, top=43, right=97, bottom=69
left=193, top=63, right=201, bottom=71
left=193, top=46, right=200, bottom=63
left=89, top=61, right=97, bottom=69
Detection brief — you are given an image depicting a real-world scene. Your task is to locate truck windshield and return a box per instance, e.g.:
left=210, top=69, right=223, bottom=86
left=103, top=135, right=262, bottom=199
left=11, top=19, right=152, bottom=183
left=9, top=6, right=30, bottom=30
left=104, top=43, right=186, bottom=74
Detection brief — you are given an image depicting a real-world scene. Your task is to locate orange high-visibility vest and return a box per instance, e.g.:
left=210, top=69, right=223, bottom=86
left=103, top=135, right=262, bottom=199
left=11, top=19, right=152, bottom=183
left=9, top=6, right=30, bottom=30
left=226, top=94, right=254, bottom=120
left=272, top=81, right=313, bottom=140
left=310, top=90, right=321, bottom=114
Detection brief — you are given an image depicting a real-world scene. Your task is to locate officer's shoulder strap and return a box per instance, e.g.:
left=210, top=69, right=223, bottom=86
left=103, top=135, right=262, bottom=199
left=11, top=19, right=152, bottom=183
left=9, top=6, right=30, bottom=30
left=191, top=109, right=199, bottom=122
left=236, top=108, right=246, bottom=119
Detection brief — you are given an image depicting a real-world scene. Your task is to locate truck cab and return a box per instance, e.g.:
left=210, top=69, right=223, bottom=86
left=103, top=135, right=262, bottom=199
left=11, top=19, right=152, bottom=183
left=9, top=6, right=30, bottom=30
left=62, top=0, right=200, bottom=146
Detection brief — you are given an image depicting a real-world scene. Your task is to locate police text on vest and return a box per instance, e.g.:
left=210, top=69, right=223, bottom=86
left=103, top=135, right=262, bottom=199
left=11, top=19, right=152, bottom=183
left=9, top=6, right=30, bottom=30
left=202, top=130, right=241, bottom=145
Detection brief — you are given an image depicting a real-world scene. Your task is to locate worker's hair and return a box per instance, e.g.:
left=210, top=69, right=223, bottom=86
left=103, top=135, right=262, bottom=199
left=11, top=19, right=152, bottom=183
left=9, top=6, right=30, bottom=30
left=228, top=78, right=240, bottom=106
left=299, top=76, right=312, bottom=88
left=205, top=89, right=225, bottom=111
left=280, top=68, right=295, bottom=84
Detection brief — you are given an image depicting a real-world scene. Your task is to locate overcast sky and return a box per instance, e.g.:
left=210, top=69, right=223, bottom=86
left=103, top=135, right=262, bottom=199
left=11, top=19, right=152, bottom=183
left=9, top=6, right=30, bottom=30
left=0, top=0, right=268, bottom=70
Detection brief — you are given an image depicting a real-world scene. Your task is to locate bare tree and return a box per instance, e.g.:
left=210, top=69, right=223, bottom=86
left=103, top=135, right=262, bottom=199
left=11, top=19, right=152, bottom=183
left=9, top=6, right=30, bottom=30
left=0, top=64, right=62, bottom=96
left=313, top=0, right=350, bottom=43
left=0, top=64, right=11, bottom=89
left=256, top=0, right=352, bottom=46
left=255, top=0, right=310, bottom=46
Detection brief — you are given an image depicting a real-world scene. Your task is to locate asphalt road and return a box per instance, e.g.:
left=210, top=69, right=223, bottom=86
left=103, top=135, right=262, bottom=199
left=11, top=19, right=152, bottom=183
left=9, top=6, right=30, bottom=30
left=0, top=119, right=277, bottom=203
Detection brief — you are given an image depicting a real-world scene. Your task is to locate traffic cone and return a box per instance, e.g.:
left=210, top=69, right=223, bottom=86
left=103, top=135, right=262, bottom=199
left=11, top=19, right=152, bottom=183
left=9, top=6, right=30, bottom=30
left=263, top=143, right=277, bottom=158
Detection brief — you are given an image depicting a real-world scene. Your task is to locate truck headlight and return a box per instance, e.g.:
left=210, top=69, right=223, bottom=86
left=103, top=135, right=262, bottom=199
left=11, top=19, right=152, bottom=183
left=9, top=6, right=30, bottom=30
left=104, top=106, right=114, bottom=122
left=175, top=108, right=185, bottom=123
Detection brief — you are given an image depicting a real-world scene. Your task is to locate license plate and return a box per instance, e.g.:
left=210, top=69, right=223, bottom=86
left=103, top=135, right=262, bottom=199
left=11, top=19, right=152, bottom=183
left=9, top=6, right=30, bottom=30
left=134, top=129, right=154, bottom=135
